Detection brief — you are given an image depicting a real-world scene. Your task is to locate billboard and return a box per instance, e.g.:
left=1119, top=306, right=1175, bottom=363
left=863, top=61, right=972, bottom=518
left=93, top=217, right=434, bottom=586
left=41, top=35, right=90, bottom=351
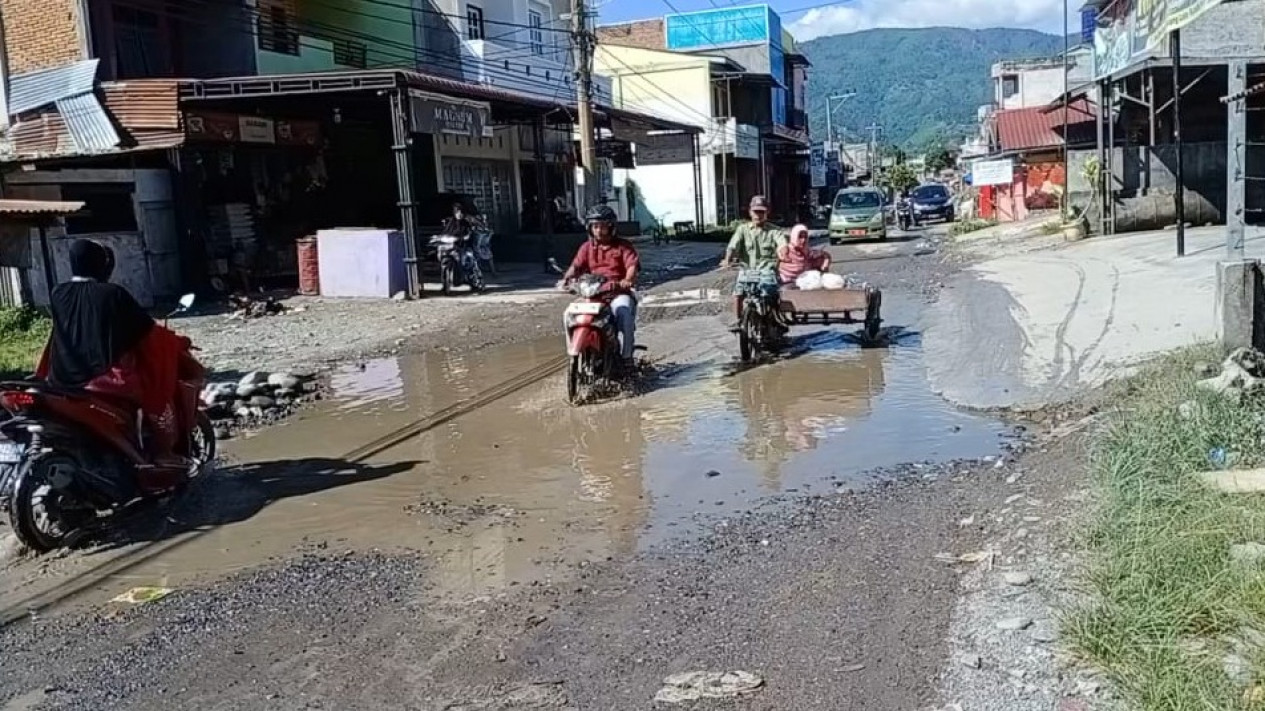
left=972, top=158, right=1014, bottom=187
left=1093, top=0, right=1227, bottom=78
left=665, top=5, right=773, bottom=50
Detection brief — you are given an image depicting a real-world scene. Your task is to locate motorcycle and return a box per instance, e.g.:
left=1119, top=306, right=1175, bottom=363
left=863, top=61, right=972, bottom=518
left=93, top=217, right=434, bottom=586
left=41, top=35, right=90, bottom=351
left=896, top=196, right=917, bottom=231
left=559, top=273, right=640, bottom=405
left=470, top=215, right=496, bottom=275
left=430, top=232, right=485, bottom=295
left=0, top=293, right=217, bottom=553
left=732, top=268, right=789, bottom=362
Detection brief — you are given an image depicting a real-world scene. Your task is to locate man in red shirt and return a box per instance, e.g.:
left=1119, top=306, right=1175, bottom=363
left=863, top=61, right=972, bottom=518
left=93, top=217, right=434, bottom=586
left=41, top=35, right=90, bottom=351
left=558, top=205, right=641, bottom=365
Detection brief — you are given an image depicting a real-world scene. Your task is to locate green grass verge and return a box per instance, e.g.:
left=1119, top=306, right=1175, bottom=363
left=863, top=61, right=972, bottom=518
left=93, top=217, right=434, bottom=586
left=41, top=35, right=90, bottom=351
left=0, top=307, right=49, bottom=380
left=1065, top=345, right=1265, bottom=709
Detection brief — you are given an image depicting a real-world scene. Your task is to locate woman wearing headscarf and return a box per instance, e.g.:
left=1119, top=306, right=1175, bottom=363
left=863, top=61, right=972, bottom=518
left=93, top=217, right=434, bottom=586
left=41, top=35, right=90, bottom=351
left=776, top=224, right=832, bottom=286
left=35, top=239, right=190, bottom=469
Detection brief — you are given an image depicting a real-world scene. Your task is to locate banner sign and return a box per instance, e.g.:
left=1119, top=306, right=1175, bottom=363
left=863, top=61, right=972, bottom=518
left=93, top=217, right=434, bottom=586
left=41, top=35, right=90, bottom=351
left=971, top=158, right=1014, bottom=187
left=185, top=111, right=321, bottom=146
left=1093, top=0, right=1225, bottom=78
left=809, top=143, right=826, bottom=188
left=408, top=91, right=493, bottom=138
left=636, top=132, right=694, bottom=166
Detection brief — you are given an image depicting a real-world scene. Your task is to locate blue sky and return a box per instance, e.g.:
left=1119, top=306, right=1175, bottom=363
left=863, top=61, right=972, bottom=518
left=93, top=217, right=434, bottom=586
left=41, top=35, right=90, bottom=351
left=596, top=0, right=1075, bottom=42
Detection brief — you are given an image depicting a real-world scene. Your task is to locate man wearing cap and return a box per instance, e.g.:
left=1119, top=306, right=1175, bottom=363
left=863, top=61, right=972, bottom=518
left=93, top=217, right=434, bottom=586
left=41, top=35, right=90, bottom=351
left=720, top=195, right=788, bottom=328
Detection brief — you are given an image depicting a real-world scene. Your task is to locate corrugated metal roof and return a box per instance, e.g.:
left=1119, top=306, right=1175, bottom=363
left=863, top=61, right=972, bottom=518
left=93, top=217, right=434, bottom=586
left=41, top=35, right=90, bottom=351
left=994, top=99, right=1097, bottom=153
left=0, top=199, right=85, bottom=215
left=8, top=59, right=99, bottom=116
left=55, top=93, right=122, bottom=153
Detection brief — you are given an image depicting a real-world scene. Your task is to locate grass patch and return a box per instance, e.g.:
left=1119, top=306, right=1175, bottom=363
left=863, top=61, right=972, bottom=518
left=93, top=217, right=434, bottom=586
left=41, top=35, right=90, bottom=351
left=0, top=307, right=49, bottom=379
left=1065, top=345, right=1265, bottom=709
left=949, top=217, right=997, bottom=236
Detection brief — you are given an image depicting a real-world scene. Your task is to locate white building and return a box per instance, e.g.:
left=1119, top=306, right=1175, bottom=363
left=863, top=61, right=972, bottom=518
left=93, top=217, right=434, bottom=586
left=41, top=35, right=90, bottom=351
left=991, top=46, right=1093, bottom=111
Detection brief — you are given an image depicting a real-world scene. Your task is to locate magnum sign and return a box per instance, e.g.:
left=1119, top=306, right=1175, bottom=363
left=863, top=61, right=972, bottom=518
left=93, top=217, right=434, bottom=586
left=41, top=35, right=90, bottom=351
left=408, top=92, right=492, bottom=138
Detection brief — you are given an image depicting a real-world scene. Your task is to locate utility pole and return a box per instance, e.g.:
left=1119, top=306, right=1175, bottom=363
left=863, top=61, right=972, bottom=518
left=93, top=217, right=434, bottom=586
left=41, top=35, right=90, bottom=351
left=824, top=92, right=855, bottom=145
left=571, top=0, right=598, bottom=208
left=865, top=123, right=882, bottom=184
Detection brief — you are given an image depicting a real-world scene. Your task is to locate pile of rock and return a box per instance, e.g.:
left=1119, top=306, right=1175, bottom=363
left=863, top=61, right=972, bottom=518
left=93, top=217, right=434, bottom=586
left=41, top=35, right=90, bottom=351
left=201, top=370, right=321, bottom=439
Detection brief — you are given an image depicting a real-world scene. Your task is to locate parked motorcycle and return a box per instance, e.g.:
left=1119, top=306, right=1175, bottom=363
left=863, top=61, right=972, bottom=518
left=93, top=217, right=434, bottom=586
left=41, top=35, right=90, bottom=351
left=0, top=294, right=216, bottom=553
left=430, top=233, right=485, bottom=295
left=559, top=273, right=641, bottom=405
left=732, top=268, right=788, bottom=362
left=470, top=215, right=496, bottom=275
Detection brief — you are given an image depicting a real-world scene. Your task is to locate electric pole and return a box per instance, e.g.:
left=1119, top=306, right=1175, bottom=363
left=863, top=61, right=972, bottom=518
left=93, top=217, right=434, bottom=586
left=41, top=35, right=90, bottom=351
left=865, top=122, right=882, bottom=184
left=571, top=0, right=598, bottom=208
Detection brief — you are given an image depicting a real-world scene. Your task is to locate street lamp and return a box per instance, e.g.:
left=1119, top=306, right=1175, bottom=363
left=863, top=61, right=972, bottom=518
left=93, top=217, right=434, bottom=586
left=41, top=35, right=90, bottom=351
left=1061, top=0, right=1070, bottom=222
left=825, top=91, right=856, bottom=144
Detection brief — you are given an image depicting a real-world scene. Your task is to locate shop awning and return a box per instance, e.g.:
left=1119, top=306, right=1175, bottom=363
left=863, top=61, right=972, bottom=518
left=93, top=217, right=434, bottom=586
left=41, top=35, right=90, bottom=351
left=179, top=69, right=700, bottom=136
left=0, top=199, right=84, bottom=219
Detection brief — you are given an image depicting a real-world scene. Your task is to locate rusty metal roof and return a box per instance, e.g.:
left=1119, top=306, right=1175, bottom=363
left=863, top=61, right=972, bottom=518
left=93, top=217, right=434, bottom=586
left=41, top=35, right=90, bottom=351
left=4, top=79, right=184, bottom=162
left=994, top=98, right=1097, bottom=153
left=8, top=59, right=99, bottom=115
left=0, top=199, right=85, bottom=215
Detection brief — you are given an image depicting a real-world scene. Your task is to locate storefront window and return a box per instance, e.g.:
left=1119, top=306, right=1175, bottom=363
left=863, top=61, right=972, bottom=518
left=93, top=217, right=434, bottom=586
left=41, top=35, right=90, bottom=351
left=60, top=184, right=139, bottom=234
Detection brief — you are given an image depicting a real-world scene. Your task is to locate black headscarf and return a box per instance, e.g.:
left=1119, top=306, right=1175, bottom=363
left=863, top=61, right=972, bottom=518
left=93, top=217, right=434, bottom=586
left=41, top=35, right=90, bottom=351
left=45, top=239, right=155, bottom=387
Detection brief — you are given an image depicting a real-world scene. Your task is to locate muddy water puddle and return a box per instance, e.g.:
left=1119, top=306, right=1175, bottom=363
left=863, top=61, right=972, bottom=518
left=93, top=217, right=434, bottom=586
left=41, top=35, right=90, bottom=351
left=1, top=306, right=1005, bottom=617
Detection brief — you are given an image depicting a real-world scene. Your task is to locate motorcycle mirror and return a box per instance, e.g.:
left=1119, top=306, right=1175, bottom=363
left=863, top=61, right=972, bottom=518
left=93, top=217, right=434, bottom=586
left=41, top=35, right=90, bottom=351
left=177, top=293, right=196, bottom=311
left=547, top=258, right=565, bottom=275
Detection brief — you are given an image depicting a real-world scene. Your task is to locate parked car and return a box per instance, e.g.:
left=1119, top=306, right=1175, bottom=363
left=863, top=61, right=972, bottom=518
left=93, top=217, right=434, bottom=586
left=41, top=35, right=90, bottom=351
left=828, top=187, right=887, bottom=244
left=909, top=183, right=955, bottom=224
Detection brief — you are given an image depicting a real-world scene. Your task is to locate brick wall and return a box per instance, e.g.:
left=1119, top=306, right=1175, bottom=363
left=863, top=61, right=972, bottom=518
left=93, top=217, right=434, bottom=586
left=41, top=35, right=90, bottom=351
left=595, top=19, right=664, bottom=50
left=0, top=0, right=87, bottom=74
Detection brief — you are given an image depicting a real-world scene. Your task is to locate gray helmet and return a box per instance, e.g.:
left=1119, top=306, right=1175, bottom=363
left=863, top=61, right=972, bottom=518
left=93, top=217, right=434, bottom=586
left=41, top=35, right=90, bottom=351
left=584, top=205, right=617, bottom=225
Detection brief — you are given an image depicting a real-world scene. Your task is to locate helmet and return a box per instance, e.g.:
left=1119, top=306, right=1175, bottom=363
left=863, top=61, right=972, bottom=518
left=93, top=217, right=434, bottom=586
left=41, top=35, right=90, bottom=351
left=584, top=205, right=617, bottom=224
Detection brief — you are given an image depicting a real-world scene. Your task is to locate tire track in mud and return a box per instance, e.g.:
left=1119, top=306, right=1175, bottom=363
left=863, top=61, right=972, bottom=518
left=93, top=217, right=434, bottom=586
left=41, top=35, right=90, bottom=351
left=0, top=353, right=576, bottom=626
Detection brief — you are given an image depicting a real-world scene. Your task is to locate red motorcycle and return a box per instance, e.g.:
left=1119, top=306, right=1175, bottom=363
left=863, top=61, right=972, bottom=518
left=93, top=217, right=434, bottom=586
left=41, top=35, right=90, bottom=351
left=560, top=274, right=645, bottom=405
left=0, top=294, right=216, bottom=552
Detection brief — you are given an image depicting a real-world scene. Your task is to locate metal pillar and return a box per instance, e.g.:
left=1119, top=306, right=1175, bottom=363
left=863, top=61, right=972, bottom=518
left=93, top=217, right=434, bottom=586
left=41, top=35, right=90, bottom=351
left=532, top=116, right=554, bottom=271
left=692, top=132, right=705, bottom=230
left=1228, top=60, right=1248, bottom=259
left=1097, top=79, right=1108, bottom=236
left=1172, top=30, right=1186, bottom=256
left=1107, top=81, right=1117, bottom=235
left=1146, top=69, right=1157, bottom=194
left=388, top=88, right=422, bottom=298
left=38, top=225, right=56, bottom=304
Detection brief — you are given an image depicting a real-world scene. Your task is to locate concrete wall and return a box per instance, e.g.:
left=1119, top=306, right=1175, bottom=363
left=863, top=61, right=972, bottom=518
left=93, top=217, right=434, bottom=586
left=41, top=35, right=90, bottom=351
left=1153, top=0, right=1265, bottom=59
left=596, top=43, right=716, bottom=227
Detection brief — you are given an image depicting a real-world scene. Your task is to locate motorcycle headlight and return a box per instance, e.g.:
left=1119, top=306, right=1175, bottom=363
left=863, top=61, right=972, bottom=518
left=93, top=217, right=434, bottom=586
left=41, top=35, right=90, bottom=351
left=576, top=280, right=603, bottom=298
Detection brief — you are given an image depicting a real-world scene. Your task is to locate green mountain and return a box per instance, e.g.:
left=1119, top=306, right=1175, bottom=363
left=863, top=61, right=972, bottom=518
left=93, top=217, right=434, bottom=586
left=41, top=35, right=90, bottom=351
left=799, top=27, right=1067, bottom=151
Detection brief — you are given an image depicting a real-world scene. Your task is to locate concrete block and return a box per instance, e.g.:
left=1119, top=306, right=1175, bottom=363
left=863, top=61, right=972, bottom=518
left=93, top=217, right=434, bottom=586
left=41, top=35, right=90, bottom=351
left=1196, top=468, right=1265, bottom=493
left=1215, top=259, right=1265, bottom=351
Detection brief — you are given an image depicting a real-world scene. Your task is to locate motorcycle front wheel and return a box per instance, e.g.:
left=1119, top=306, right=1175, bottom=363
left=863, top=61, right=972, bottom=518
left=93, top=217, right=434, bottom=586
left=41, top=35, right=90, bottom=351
left=187, top=411, right=217, bottom=478
left=8, top=453, right=86, bottom=553
left=567, top=350, right=599, bottom=405
left=440, top=263, right=455, bottom=296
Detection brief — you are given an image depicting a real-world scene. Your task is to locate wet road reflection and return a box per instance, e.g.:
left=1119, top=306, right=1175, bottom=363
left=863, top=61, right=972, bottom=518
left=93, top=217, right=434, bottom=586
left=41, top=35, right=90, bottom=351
left=0, top=308, right=1006, bottom=612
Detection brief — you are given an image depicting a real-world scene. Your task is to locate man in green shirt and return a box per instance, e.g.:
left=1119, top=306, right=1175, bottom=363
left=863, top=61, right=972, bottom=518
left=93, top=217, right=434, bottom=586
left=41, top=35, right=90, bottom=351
left=720, top=195, right=788, bottom=325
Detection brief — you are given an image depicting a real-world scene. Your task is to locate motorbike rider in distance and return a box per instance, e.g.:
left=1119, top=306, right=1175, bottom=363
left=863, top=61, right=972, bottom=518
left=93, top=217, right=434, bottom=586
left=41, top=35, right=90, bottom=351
left=442, top=202, right=473, bottom=240
left=557, top=205, right=641, bottom=369
left=35, top=239, right=192, bottom=474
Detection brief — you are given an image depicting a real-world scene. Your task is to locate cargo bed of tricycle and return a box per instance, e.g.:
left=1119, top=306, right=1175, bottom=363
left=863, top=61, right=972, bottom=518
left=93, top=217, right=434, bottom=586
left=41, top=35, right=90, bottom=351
left=779, top=286, right=882, bottom=338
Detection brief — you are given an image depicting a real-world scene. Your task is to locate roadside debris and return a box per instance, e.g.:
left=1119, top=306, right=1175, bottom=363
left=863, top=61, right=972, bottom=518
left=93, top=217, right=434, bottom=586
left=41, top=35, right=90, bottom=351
left=227, top=294, right=292, bottom=320
left=111, top=587, right=174, bottom=605
left=201, top=370, right=321, bottom=438
left=1197, top=347, right=1265, bottom=401
left=653, top=671, right=764, bottom=704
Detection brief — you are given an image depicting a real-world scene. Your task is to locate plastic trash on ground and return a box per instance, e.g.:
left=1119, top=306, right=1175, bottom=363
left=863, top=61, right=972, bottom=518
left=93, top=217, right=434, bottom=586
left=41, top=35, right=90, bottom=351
left=653, top=671, right=764, bottom=703
left=795, top=270, right=823, bottom=291
left=111, top=586, right=174, bottom=604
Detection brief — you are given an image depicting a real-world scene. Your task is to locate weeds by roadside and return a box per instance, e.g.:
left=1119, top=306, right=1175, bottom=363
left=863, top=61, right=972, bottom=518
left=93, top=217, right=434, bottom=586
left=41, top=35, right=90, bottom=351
left=950, top=217, right=998, bottom=236
left=1066, top=346, right=1265, bottom=709
left=0, top=307, right=48, bottom=379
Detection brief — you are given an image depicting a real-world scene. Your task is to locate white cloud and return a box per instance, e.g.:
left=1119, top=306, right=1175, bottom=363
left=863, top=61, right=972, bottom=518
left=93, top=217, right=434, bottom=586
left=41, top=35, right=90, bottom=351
left=786, top=0, right=1077, bottom=42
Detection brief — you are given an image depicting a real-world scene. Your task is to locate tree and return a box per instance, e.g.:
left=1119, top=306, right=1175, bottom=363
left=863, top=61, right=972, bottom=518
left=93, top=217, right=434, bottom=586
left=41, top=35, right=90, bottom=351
left=880, top=162, right=920, bottom=194
left=925, top=147, right=955, bottom=174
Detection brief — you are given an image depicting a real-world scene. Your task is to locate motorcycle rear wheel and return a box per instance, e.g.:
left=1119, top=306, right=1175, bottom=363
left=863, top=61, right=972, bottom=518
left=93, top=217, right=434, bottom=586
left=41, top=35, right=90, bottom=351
left=8, top=453, right=84, bottom=553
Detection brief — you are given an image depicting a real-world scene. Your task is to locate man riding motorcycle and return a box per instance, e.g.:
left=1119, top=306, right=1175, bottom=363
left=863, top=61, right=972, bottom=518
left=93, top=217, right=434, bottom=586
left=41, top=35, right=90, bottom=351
left=35, top=239, right=191, bottom=470
left=720, top=195, right=788, bottom=328
left=557, top=205, right=641, bottom=369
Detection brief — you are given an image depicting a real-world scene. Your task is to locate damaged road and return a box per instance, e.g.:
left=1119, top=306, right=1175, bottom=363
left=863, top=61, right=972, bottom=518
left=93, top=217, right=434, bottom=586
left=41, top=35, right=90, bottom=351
left=0, top=228, right=1099, bottom=711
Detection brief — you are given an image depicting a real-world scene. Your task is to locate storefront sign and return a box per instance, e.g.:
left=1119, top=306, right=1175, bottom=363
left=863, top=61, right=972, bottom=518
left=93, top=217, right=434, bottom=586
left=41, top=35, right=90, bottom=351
left=1092, top=0, right=1226, bottom=78
left=575, top=139, right=635, bottom=169
left=636, top=132, right=695, bottom=166
left=972, top=158, right=1014, bottom=187
left=408, top=91, right=492, bottom=139
left=734, top=123, right=760, bottom=160
left=239, top=116, right=275, bottom=144
left=809, top=143, right=826, bottom=188
left=185, top=110, right=321, bottom=146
